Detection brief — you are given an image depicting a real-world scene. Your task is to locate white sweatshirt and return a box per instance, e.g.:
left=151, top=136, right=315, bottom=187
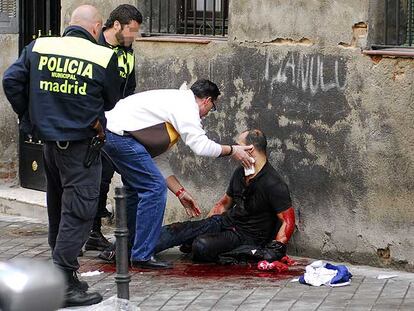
left=105, top=89, right=222, bottom=158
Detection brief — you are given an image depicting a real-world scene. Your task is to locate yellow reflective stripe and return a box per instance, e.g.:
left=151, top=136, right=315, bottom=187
left=115, top=50, right=134, bottom=74
left=33, top=37, right=114, bottom=68
left=118, top=53, right=126, bottom=70
left=126, top=53, right=134, bottom=74
left=165, top=122, right=180, bottom=148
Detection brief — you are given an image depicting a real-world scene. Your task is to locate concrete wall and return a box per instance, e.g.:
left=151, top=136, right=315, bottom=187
left=128, top=0, right=414, bottom=270
left=0, top=34, right=19, bottom=184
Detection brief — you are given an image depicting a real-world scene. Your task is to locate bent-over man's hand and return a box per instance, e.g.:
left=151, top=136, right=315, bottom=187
left=231, top=144, right=254, bottom=168
left=178, top=191, right=202, bottom=218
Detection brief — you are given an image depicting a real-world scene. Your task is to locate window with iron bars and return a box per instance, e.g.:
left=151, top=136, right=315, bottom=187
left=373, top=0, right=413, bottom=48
left=143, top=0, right=229, bottom=37
left=0, top=0, right=18, bottom=33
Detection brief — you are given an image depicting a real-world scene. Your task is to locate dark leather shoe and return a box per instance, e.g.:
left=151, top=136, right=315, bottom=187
left=131, top=256, right=173, bottom=269
left=179, top=243, right=192, bottom=254
left=85, top=231, right=112, bottom=251
left=64, top=287, right=103, bottom=307
left=98, top=244, right=116, bottom=262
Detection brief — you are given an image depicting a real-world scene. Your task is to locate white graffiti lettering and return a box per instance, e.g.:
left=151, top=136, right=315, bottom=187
left=270, top=53, right=346, bottom=95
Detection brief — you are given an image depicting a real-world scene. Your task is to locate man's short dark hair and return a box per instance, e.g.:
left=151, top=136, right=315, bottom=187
left=244, top=129, right=267, bottom=153
left=190, top=79, right=221, bottom=101
left=105, top=4, right=143, bottom=28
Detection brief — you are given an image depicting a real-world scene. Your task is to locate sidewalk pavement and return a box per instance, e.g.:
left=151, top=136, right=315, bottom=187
left=0, top=213, right=413, bottom=311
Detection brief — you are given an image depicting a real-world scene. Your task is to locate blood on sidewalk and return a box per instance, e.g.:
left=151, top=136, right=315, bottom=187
left=80, top=256, right=306, bottom=281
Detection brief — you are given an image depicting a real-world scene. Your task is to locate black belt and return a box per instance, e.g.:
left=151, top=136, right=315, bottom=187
left=45, top=138, right=91, bottom=149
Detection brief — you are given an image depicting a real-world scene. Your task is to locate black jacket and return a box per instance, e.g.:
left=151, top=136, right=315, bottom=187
left=2, top=26, right=121, bottom=141
left=98, top=29, right=136, bottom=98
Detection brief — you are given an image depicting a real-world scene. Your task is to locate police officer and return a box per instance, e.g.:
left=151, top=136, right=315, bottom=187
left=85, top=4, right=142, bottom=253
left=2, top=5, right=121, bottom=308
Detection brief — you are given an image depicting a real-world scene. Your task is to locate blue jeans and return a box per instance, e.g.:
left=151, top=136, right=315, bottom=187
left=103, top=131, right=167, bottom=261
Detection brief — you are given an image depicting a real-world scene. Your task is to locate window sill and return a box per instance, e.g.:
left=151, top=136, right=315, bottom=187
left=363, top=48, right=414, bottom=58
left=136, top=35, right=227, bottom=44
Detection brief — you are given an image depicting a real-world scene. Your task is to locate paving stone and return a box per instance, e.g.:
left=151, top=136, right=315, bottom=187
left=346, top=307, right=372, bottom=311
left=318, top=298, right=349, bottom=307
left=290, top=300, right=325, bottom=310
left=342, top=299, right=376, bottom=309
left=138, top=290, right=179, bottom=309
left=373, top=297, right=404, bottom=308
left=324, top=292, right=355, bottom=301
left=379, top=280, right=411, bottom=298
left=212, top=289, right=254, bottom=310
left=160, top=290, right=202, bottom=310
left=263, top=297, right=297, bottom=310
left=401, top=298, right=414, bottom=307
left=237, top=288, right=278, bottom=311
left=273, top=287, right=307, bottom=299
left=405, top=283, right=414, bottom=298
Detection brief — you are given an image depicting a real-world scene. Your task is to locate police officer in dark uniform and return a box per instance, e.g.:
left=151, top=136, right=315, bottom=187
left=85, top=4, right=142, bottom=252
left=2, top=5, right=121, bottom=308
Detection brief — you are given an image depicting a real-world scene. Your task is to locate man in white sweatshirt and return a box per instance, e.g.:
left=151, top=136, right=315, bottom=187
left=103, top=79, right=254, bottom=269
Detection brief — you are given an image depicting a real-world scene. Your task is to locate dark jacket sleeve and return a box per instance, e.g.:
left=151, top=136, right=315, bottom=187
left=2, top=42, right=32, bottom=118
left=102, top=53, right=122, bottom=111
left=124, top=66, right=136, bottom=97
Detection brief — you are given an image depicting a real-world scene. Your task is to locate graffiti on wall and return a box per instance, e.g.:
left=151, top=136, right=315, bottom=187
left=267, top=52, right=346, bottom=96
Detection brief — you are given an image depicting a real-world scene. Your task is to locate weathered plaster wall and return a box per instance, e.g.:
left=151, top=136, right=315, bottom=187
left=0, top=34, right=19, bottom=184
left=130, top=0, right=414, bottom=270
left=229, top=0, right=369, bottom=47
left=61, top=0, right=136, bottom=30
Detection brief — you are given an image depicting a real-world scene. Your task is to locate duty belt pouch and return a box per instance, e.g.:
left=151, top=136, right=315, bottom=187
left=84, top=136, right=105, bottom=168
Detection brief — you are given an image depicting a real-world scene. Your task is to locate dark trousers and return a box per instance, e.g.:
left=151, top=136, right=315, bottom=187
left=43, top=140, right=101, bottom=271
left=155, top=216, right=253, bottom=262
left=91, top=154, right=114, bottom=232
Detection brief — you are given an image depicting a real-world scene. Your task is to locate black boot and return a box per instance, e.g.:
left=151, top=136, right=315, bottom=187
left=63, top=270, right=102, bottom=307
left=73, top=271, right=89, bottom=292
left=85, top=230, right=112, bottom=251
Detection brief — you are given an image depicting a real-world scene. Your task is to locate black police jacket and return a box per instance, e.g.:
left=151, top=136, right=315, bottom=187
left=98, top=29, right=136, bottom=98
left=2, top=26, right=121, bottom=141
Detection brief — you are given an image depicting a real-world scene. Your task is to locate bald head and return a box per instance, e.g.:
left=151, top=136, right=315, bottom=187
left=70, top=5, right=102, bottom=40
left=238, top=129, right=267, bottom=155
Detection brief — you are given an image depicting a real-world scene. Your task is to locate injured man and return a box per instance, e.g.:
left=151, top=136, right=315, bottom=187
left=155, top=129, right=295, bottom=264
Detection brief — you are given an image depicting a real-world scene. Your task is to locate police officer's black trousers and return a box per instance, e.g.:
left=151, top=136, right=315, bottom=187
left=91, top=154, right=115, bottom=232
left=43, top=140, right=101, bottom=272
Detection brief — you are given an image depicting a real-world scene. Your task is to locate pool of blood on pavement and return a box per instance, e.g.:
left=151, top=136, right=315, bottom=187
left=81, top=259, right=307, bottom=281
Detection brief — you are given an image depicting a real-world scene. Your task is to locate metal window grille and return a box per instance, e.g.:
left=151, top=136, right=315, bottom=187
left=144, top=0, right=228, bottom=37
left=377, top=0, right=414, bottom=47
left=19, top=0, right=61, bottom=52
left=0, top=0, right=18, bottom=33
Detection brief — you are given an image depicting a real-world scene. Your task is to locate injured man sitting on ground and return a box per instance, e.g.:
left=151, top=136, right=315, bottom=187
left=155, top=129, right=295, bottom=264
